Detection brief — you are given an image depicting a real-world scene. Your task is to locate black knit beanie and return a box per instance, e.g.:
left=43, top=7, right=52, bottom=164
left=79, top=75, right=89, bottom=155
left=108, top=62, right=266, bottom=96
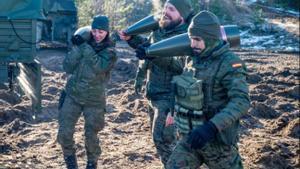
left=188, top=11, right=222, bottom=40
left=91, top=15, right=109, bottom=31
left=167, top=0, right=193, bottom=21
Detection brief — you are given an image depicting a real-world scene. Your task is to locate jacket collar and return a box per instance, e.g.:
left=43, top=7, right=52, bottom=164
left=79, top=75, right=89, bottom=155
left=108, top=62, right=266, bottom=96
left=196, top=41, right=230, bottom=60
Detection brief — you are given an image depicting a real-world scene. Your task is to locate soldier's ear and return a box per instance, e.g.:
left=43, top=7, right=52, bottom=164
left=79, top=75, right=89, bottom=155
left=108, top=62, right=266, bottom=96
left=180, top=16, right=184, bottom=23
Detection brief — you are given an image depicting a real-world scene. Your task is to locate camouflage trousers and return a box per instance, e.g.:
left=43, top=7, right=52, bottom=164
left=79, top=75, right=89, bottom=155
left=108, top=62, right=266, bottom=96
left=57, top=95, right=105, bottom=163
left=166, top=134, right=243, bottom=169
left=148, top=99, right=176, bottom=168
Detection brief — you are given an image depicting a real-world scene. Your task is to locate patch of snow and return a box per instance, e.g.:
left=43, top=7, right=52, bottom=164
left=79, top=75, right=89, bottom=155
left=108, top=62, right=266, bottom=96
left=288, top=10, right=300, bottom=16
left=262, top=39, right=275, bottom=45
left=285, top=46, right=298, bottom=52
left=252, top=46, right=266, bottom=50
left=240, top=29, right=251, bottom=36
left=244, top=0, right=257, bottom=5
left=273, top=7, right=300, bottom=17
left=241, top=35, right=274, bottom=45
left=240, top=33, right=299, bottom=52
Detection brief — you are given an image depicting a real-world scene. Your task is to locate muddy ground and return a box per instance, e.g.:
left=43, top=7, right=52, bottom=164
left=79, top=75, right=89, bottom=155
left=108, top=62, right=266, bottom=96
left=0, top=43, right=299, bottom=169
left=1, top=1, right=299, bottom=168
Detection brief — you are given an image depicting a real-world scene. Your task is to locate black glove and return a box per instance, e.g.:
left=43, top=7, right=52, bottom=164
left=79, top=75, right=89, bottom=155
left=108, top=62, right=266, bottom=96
left=135, top=42, right=154, bottom=60
left=187, top=121, right=218, bottom=149
left=135, top=44, right=147, bottom=60
left=71, top=35, right=85, bottom=46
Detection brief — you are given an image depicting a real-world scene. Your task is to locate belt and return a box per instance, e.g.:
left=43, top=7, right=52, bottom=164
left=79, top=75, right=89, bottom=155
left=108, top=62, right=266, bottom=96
left=175, top=105, right=205, bottom=130
left=148, top=93, right=173, bottom=101
left=176, top=111, right=204, bottom=119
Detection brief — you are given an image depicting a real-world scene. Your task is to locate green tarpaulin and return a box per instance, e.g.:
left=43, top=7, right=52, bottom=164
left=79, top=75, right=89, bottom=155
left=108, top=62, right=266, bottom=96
left=0, top=0, right=45, bottom=19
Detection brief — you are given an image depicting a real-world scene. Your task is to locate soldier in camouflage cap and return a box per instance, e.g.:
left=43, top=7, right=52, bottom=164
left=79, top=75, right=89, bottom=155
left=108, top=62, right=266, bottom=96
left=166, top=11, right=250, bottom=169
left=118, top=0, right=194, bottom=168
left=57, top=15, right=117, bottom=169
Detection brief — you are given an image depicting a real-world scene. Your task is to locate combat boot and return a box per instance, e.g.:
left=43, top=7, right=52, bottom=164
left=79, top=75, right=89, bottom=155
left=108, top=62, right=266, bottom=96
left=86, top=161, right=97, bottom=169
left=64, top=154, right=78, bottom=169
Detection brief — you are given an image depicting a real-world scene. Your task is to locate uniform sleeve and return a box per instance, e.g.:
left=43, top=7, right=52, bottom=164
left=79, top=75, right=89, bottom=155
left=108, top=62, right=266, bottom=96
left=63, top=46, right=82, bottom=74
left=78, top=43, right=117, bottom=74
left=127, top=35, right=148, bottom=49
left=151, top=56, right=184, bottom=75
left=91, top=47, right=117, bottom=73
left=135, top=60, right=150, bottom=86
left=210, top=57, right=250, bottom=132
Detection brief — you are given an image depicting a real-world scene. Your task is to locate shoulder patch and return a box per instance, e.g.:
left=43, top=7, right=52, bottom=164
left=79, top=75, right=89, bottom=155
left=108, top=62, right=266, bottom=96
left=232, top=63, right=242, bottom=68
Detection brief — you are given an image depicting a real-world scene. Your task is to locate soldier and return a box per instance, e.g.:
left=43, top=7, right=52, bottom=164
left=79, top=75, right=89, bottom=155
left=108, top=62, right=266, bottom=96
left=166, top=11, right=250, bottom=169
left=57, top=15, right=117, bottom=169
left=118, top=0, right=194, bottom=167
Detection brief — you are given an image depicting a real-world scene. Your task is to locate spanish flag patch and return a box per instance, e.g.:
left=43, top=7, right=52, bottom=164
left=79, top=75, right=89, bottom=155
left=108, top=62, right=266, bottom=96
left=232, top=63, right=242, bottom=68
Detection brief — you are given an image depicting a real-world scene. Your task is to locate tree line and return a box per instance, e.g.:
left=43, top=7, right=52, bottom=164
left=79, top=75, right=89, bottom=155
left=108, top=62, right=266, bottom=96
left=74, top=0, right=298, bottom=30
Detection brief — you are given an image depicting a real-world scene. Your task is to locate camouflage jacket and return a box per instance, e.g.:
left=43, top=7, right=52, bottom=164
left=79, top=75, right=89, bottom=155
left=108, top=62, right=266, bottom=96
left=127, top=23, right=188, bottom=99
left=188, top=42, right=250, bottom=145
left=63, top=40, right=117, bottom=107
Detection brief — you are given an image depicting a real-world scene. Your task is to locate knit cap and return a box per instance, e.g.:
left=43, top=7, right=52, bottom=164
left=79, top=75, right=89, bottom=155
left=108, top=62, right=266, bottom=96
left=167, top=0, right=193, bottom=21
left=91, top=15, right=109, bottom=31
left=188, top=11, right=221, bottom=40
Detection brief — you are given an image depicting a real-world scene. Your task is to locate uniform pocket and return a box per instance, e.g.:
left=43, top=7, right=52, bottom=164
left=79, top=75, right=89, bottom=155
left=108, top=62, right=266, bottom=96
left=163, top=124, right=176, bottom=144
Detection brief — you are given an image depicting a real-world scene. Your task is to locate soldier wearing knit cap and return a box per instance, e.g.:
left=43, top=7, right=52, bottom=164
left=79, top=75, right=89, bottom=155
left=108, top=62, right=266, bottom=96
left=159, top=0, right=193, bottom=30
left=58, top=14, right=117, bottom=169
left=188, top=10, right=222, bottom=39
left=166, top=0, right=193, bottom=21
left=90, top=15, right=110, bottom=43
left=166, top=11, right=249, bottom=169
left=118, top=0, right=194, bottom=168
left=91, top=15, right=109, bottom=31
left=188, top=11, right=223, bottom=56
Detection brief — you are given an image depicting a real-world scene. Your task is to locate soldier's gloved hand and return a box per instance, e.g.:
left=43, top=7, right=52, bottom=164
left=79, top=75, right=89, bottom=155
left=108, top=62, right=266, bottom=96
left=71, top=35, right=85, bottom=46
left=187, top=121, right=218, bottom=149
left=135, top=45, right=147, bottom=60
left=135, top=42, right=153, bottom=60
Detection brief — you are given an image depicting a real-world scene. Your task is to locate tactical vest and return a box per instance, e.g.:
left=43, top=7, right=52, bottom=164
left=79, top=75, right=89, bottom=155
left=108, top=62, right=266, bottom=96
left=193, top=53, right=228, bottom=118
left=172, top=72, right=205, bottom=134
left=172, top=73, right=203, bottom=110
left=173, top=53, right=228, bottom=134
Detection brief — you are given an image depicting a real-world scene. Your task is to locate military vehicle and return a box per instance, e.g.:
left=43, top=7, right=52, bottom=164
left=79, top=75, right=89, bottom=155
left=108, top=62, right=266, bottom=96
left=0, top=0, right=77, bottom=112
left=42, top=0, right=77, bottom=45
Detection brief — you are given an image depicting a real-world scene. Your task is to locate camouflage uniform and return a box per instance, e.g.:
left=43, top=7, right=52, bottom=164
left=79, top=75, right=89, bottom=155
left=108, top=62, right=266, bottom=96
left=128, top=23, right=188, bottom=166
left=166, top=11, right=250, bottom=169
left=167, top=42, right=249, bottom=169
left=126, top=0, right=194, bottom=166
left=57, top=37, right=117, bottom=164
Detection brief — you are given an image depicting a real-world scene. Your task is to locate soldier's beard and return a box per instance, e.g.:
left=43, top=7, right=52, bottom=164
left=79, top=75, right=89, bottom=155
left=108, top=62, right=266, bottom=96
left=159, top=16, right=182, bottom=30
left=192, top=48, right=203, bottom=56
